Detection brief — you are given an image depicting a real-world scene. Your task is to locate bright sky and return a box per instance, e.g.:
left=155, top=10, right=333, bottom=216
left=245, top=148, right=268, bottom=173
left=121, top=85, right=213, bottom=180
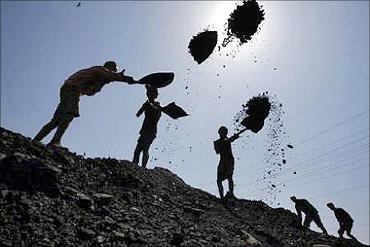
left=1, top=1, right=369, bottom=244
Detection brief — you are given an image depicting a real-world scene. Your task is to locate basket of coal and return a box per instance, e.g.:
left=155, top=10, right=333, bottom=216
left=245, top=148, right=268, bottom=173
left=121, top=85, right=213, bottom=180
left=240, top=96, right=271, bottom=133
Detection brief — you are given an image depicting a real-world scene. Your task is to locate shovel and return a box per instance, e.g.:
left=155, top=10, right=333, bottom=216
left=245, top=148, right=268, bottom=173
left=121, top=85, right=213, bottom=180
left=126, top=72, right=175, bottom=88
left=234, top=115, right=267, bottom=136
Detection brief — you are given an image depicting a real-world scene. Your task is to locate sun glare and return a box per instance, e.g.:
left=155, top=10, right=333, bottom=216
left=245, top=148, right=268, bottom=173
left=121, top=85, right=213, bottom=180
left=208, top=1, right=239, bottom=30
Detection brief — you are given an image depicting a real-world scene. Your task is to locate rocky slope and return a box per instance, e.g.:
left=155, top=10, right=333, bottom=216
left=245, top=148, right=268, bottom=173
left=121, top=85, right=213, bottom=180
left=0, top=127, right=367, bottom=247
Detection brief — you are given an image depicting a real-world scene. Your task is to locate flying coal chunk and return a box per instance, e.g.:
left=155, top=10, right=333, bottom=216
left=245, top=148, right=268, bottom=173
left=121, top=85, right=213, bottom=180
left=239, top=95, right=271, bottom=133
left=223, top=0, right=265, bottom=47
left=188, top=30, right=218, bottom=64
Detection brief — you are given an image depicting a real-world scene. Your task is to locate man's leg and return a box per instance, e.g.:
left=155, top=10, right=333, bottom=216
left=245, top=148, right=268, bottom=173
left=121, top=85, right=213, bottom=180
left=346, top=223, right=357, bottom=241
left=313, top=214, right=328, bottom=234
left=338, top=224, right=345, bottom=238
left=49, top=114, right=74, bottom=146
left=33, top=117, right=59, bottom=142
left=142, top=147, right=149, bottom=168
left=133, top=144, right=142, bottom=165
left=217, top=179, right=224, bottom=199
left=303, top=215, right=313, bottom=228
left=228, top=176, right=234, bottom=196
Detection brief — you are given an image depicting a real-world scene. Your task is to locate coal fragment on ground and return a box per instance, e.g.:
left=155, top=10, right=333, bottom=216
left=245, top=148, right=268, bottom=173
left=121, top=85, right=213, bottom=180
left=223, top=0, right=265, bottom=46
left=188, top=30, right=218, bottom=64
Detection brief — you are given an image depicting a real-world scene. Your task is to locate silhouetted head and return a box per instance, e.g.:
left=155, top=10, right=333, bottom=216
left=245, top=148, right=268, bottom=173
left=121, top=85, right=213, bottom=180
left=104, top=61, right=118, bottom=72
left=146, top=85, right=158, bottom=102
left=327, top=202, right=335, bottom=210
left=218, top=126, right=228, bottom=138
left=290, top=196, right=297, bottom=202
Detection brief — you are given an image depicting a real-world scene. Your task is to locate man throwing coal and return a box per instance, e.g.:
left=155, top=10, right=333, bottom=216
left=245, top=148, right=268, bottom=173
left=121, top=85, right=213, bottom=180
left=327, top=202, right=357, bottom=241
left=34, top=61, right=135, bottom=147
left=214, top=126, right=240, bottom=200
left=290, top=196, right=328, bottom=234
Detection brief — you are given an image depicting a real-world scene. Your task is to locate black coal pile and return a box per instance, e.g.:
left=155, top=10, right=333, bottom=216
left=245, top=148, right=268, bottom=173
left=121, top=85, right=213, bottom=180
left=0, top=127, right=367, bottom=247
left=223, top=0, right=265, bottom=47
left=235, top=94, right=271, bottom=133
left=188, top=30, right=218, bottom=64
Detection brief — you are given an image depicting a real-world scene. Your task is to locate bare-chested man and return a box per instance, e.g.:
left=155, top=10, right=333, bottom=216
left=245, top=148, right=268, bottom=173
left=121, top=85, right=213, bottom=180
left=33, top=61, right=135, bottom=146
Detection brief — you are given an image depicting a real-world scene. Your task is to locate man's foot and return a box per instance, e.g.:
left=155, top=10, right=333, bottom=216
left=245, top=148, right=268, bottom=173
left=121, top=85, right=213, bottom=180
left=31, top=139, right=44, bottom=146
left=47, top=142, right=63, bottom=148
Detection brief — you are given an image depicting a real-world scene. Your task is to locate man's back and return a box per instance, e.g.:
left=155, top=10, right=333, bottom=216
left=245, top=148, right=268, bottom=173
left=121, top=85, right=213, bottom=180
left=140, top=101, right=161, bottom=136
left=214, top=137, right=233, bottom=159
left=64, top=66, right=122, bottom=96
left=296, top=199, right=318, bottom=215
left=334, top=208, right=353, bottom=224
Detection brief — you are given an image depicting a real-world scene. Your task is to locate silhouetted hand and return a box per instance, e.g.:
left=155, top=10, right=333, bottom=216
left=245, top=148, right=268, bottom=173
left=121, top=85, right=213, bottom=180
left=119, top=69, right=125, bottom=75
left=125, top=76, right=135, bottom=84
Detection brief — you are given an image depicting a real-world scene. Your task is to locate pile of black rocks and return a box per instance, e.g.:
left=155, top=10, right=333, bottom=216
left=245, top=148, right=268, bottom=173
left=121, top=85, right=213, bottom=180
left=0, top=127, right=367, bottom=247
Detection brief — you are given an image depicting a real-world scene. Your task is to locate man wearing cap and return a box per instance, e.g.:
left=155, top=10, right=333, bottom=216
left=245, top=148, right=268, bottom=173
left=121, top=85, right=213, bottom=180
left=33, top=61, right=135, bottom=147
left=327, top=202, right=357, bottom=241
left=290, top=196, right=328, bottom=234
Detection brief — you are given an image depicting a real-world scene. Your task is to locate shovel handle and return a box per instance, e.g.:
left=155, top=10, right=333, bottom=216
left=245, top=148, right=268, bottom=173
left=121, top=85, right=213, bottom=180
left=235, top=128, right=248, bottom=136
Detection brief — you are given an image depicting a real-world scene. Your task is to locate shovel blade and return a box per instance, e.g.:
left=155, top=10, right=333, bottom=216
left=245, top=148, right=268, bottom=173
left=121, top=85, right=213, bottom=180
left=137, top=72, right=174, bottom=88
left=241, top=116, right=265, bottom=133
left=162, top=102, right=188, bottom=119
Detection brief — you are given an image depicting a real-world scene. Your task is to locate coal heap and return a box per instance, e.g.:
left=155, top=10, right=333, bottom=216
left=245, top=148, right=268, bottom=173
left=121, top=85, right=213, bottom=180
left=223, top=0, right=265, bottom=46
left=0, top=127, right=367, bottom=247
left=188, top=30, right=218, bottom=64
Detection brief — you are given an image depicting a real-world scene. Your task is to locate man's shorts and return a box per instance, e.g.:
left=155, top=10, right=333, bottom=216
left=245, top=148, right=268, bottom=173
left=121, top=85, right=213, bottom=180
left=217, top=157, right=235, bottom=181
left=136, top=134, right=156, bottom=150
left=54, top=84, right=80, bottom=120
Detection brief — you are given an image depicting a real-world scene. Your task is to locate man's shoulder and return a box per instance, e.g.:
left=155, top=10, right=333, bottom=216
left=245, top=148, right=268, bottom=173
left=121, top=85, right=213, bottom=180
left=87, top=66, right=106, bottom=71
left=71, top=66, right=104, bottom=75
left=336, top=208, right=349, bottom=215
left=297, top=199, right=309, bottom=205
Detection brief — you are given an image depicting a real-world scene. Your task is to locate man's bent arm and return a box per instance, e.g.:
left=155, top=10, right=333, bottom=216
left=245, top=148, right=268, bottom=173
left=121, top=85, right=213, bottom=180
left=136, top=103, right=146, bottom=117
left=104, top=69, right=135, bottom=84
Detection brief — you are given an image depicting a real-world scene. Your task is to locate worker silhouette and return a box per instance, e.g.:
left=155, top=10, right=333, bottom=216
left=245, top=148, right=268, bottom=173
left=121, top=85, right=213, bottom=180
left=290, top=196, right=328, bottom=234
left=33, top=61, right=135, bottom=147
left=214, top=126, right=240, bottom=199
left=133, top=85, right=162, bottom=168
left=327, top=202, right=358, bottom=241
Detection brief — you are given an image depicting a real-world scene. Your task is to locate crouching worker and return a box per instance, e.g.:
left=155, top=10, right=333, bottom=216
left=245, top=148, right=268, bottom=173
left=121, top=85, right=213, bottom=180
left=133, top=85, right=162, bottom=168
left=214, top=126, right=240, bottom=199
left=327, top=202, right=357, bottom=241
left=33, top=61, right=135, bottom=147
left=290, top=196, right=328, bottom=234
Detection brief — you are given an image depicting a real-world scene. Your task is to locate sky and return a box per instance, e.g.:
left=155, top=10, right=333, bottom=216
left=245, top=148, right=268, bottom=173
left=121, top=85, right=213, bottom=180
left=1, top=1, right=369, bottom=244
